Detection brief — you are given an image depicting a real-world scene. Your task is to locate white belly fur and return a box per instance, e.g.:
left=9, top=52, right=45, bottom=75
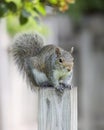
left=54, top=69, right=73, bottom=85
left=32, top=69, right=48, bottom=84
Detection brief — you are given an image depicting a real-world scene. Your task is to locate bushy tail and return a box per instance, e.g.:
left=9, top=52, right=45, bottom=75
left=10, top=32, right=44, bottom=89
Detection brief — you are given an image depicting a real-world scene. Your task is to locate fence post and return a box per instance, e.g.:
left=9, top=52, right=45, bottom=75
left=38, top=87, right=77, bottom=130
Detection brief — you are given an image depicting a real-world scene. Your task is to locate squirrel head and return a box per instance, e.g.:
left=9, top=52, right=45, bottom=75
left=55, top=47, right=74, bottom=72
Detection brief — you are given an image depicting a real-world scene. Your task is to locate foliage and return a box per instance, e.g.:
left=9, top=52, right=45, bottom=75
left=6, top=15, right=49, bottom=36
left=0, top=0, right=75, bottom=25
left=68, top=0, right=104, bottom=19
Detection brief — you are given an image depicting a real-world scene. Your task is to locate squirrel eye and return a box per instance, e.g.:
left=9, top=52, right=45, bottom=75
left=59, top=58, right=63, bottom=63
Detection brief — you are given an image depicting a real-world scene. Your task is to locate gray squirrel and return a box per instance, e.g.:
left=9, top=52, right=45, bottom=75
left=11, top=32, right=74, bottom=92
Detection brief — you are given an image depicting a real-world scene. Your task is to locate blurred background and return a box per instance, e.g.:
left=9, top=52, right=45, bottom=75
left=0, top=0, right=104, bottom=130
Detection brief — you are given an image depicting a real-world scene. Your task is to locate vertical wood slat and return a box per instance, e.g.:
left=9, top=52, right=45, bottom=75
left=38, top=87, right=77, bottom=130
left=71, top=87, right=77, bottom=130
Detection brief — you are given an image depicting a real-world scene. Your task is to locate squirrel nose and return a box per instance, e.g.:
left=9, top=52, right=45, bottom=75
left=66, top=62, right=74, bottom=71
left=67, top=68, right=71, bottom=71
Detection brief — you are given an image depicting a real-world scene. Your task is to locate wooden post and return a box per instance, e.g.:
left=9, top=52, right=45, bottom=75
left=38, top=87, right=77, bottom=130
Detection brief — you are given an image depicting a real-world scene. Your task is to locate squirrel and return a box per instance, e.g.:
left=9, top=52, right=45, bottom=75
left=10, top=32, right=74, bottom=93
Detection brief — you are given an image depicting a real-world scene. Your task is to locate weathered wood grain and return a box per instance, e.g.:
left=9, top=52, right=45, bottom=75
left=71, top=87, right=77, bottom=130
left=38, top=87, right=77, bottom=130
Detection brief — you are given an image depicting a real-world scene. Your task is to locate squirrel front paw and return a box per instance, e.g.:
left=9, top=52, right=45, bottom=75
left=55, top=84, right=65, bottom=94
left=40, top=81, right=53, bottom=88
left=55, top=84, right=72, bottom=96
left=60, top=83, right=72, bottom=90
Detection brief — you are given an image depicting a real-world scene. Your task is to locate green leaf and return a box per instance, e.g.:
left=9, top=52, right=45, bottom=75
left=40, top=0, right=46, bottom=2
left=19, top=9, right=30, bottom=25
left=0, top=3, right=8, bottom=17
left=19, top=14, right=28, bottom=25
left=49, top=0, right=57, bottom=5
left=21, top=9, right=31, bottom=18
left=35, top=3, right=46, bottom=15
left=21, top=0, right=25, bottom=2
left=7, top=2, right=17, bottom=12
left=33, top=7, right=41, bottom=15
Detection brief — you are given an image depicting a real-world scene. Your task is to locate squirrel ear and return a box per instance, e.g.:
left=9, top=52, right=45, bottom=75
left=70, top=47, right=74, bottom=54
left=55, top=47, right=61, bottom=56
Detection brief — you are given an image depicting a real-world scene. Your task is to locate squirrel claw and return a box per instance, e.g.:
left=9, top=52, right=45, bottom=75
left=55, top=85, right=65, bottom=95
left=60, top=83, right=72, bottom=90
left=66, top=85, right=71, bottom=89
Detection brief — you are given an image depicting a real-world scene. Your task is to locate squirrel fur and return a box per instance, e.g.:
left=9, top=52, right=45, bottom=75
left=11, top=32, right=74, bottom=92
